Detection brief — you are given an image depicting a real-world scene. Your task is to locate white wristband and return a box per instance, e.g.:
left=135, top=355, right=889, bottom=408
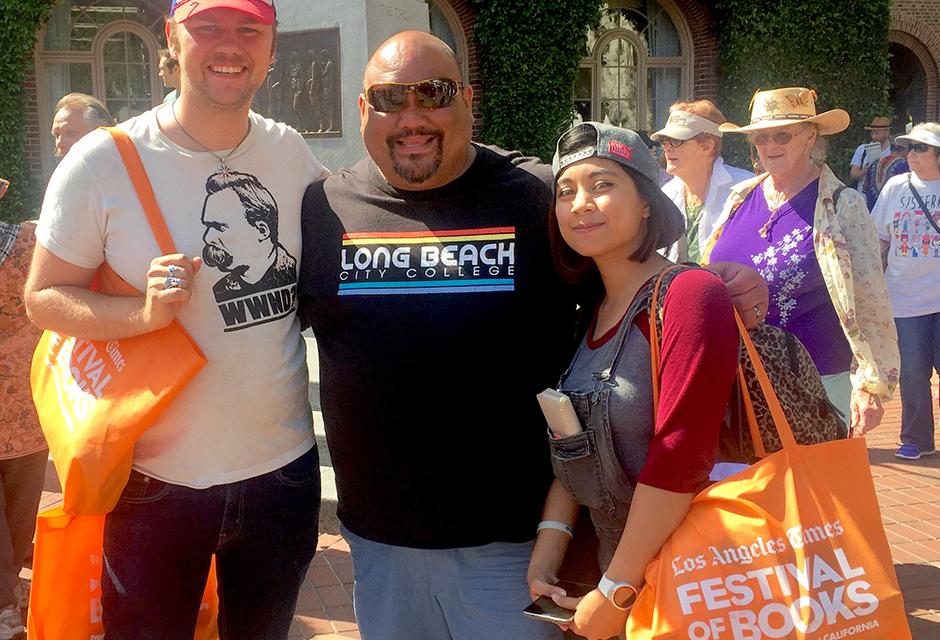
left=537, top=520, right=574, bottom=539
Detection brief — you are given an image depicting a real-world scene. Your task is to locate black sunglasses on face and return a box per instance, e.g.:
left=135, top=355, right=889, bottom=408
left=907, top=143, right=934, bottom=153
left=365, top=78, right=463, bottom=113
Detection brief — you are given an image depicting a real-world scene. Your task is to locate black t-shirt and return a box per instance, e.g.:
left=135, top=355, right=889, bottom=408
left=299, top=145, right=577, bottom=548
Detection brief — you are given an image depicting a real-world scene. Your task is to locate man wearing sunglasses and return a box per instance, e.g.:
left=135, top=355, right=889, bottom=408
left=299, top=30, right=769, bottom=640
left=26, top=1, right=328, bottom=638
left=300, top=30, right=570, bottom=640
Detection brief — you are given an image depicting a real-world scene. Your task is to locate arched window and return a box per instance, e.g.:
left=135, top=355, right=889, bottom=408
left=575, top=0, right=691, bottom=133
left=428, top=0, right=469, bottom=82
left=35, top=0, right=166, bottom=179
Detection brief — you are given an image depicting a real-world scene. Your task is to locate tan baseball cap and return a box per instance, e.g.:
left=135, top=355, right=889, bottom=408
left=651, top=110, right=723, bottom=141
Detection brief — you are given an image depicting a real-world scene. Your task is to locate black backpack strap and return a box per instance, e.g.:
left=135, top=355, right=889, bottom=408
left=832, top=184, right=847, bottom=209
left=908, top=173, right=940, bottom=235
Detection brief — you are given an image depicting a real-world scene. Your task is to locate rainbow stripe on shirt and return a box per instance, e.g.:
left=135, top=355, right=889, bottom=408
left=338, top=226, right=516, bottom=296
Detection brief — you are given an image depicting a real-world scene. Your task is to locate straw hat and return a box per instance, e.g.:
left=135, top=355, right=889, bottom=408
left=719, top=87, right=850, bottom=136
left=864, top=116, right=892, bottom=130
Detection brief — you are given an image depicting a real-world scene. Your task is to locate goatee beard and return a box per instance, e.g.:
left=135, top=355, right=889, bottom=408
left=387, top=127, right=444, bottom=184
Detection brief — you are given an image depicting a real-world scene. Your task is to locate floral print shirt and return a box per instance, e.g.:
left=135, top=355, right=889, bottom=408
left=704, top=165, right=900, bottom=400
left=0, top=221, right=47, bottom=458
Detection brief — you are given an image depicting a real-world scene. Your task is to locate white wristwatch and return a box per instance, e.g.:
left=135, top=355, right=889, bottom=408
left=597, top=574, right=638, bottom=611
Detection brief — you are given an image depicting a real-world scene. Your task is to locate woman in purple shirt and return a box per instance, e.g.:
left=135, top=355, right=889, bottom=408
left=703, top=87, right=899, bottom=437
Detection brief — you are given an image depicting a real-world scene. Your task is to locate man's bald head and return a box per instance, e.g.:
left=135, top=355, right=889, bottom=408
left=363, top=31, right=462, bottom=89
left=358, top=30, right=474, bottom=191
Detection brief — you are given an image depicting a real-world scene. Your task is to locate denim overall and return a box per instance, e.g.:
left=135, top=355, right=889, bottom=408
left=550, top=290, right=655, bottom=569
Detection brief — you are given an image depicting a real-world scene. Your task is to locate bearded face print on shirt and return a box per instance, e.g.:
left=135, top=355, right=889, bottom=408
left=199, top=170, right=298, bottom=332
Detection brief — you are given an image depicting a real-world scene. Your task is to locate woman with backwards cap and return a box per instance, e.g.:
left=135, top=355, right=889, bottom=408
left=651, top=100, right=753, bottom=263
left=525, top=122, right=740, bottom=639
left=870, top=123, right=940, bottom=461
left=703, top=87, right=898, bottom=437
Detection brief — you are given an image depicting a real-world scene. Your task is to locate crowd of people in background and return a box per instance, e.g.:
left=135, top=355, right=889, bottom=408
left=0, top=1, right=938, bottom=638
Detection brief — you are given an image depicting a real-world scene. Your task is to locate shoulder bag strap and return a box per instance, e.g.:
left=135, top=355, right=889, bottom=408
left=105, top=127, right=177, bottom=255
left=832, top=185, right=847, bottom=209
left=907, top=173, right=940, bottom=235
left=649, top=265, right=769, bottom=458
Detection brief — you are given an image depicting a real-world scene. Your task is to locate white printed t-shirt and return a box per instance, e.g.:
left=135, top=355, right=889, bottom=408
left=37, top=107, right=326, bottom=487
left=870, top=172, right=940, bottom=318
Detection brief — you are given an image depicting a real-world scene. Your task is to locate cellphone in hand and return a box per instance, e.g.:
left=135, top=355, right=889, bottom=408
left=522, top=580, right=593, bottom=624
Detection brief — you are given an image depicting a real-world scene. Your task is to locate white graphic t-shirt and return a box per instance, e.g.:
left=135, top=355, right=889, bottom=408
left=38, top=107, right=326, bottom=487
left=871, top=172, right=940, bottom=318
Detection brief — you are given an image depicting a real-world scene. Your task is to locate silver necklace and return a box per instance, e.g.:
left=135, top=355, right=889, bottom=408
left=170, top=102, right=251, bottom=177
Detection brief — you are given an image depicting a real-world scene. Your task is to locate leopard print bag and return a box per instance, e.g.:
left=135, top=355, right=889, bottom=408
left=649, top=265, right=846, bottom=462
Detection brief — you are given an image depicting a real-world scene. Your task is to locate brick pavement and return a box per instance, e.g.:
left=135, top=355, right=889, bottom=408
left=30, top=381, right=940, bottom=639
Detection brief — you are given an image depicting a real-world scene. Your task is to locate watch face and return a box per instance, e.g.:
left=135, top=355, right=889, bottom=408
left=612, top=584, right=637, bottom=609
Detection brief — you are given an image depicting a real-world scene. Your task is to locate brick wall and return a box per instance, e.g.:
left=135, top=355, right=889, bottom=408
left=439, top=0, right=482, bottom=138
left=889, top=0, right=940, bottom=121
left=674, top=0, right=719, bottom=101
left=22, top=62, right=45, bottom=192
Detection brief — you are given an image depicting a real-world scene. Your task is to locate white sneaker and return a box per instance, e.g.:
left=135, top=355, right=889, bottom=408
left=0, top=605, right=23, bottom=640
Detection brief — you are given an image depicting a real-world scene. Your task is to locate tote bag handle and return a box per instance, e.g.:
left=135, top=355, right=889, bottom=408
left=105, top=127, right=177, bottom=256
left=648, top=266, right=798, bottom=456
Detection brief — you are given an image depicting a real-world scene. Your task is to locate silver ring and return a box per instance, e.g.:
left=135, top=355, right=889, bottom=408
left=167, top=264, right=180, bottom=277
left=752, top=304, right=762, bottom=318
left=164, top=276, right=182, bottom=289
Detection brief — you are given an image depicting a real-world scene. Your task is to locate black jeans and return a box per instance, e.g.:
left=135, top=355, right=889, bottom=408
left=102, top=446, right=320, bottom=640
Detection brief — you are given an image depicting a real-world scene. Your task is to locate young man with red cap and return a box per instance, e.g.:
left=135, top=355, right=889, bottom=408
left=25, top=1, right=328, bottom=637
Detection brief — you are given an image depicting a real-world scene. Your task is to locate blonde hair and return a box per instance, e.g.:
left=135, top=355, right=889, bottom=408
left=668, top=99, right=725, bottom=156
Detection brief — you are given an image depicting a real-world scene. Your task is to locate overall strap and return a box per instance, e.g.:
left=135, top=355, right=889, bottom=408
left=908, top=174, right=940, bottom=235
left=590, top=275, right=662, bottom=393
left=105, top=127, right=177, bottom=255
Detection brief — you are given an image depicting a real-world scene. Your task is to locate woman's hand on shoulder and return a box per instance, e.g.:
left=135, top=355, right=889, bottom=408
left=704, top=262, right=769, bottom=328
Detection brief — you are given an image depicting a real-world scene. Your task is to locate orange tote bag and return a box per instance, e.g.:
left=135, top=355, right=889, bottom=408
left=27, top=508, right=219, bottom=640
left=30, top=128, right=206, bottom=515
left=628, top=312, right=911, bottom=640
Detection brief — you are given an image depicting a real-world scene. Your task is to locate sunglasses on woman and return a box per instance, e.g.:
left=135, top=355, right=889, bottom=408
left=750, top=130, right=802, bottom=146
left=907, top=143, right=935, bottom=153
left=364, top=78, right=463, bottom=113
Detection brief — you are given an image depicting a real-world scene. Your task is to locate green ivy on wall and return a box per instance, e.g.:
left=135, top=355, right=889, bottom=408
left=713, top=0, right=892, bottom=180
left=471, top=0, right=603, bottom=162
left=0, top=0, right=57, bottom=222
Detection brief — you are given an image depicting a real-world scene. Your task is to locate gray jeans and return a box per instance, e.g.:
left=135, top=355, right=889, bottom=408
left=343, top=526, right=562, bottom=640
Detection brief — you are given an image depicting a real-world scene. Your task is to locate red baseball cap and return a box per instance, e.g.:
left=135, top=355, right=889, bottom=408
left=170, top=0, right=276, bottom=24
